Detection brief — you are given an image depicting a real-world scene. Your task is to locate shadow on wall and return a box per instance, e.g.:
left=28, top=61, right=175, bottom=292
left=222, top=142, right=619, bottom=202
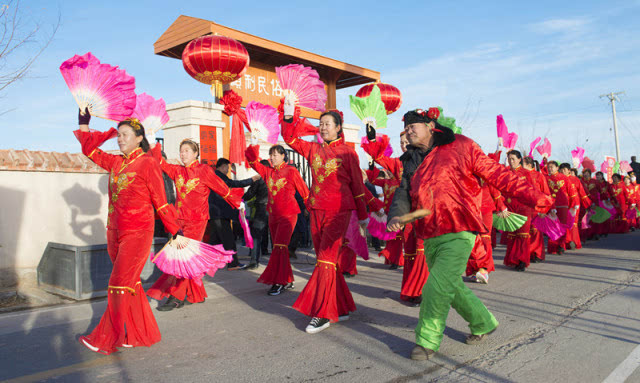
left=61, top=180, right=108, bottom=244
left=0, top=186, right=25, bottom=287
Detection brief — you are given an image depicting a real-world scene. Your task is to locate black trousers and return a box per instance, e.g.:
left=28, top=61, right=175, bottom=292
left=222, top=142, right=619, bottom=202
left=210, top=218, right=239, bottom=266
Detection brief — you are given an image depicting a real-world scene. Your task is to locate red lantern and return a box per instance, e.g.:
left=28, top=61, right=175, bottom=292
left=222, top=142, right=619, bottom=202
left=356, top=82, right=402, bottom=115
left=182, top=35, right=250, bottom=98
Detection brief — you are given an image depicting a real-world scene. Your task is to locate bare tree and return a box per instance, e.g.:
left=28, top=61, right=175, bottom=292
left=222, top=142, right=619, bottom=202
left=0, top=1, right=59, bottom=100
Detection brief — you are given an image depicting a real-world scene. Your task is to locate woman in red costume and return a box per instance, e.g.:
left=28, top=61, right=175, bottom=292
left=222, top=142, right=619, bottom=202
left=366, top=167, right=403, bottom=268
left=245, top=144, right=309, bottom=296
left=623, top=175, right=637, bottom=230
left=281, top=97, right=368, bottom=334
left=362, top=129, right=428, bottom=305
left=610, top=174, right=629, bottom=233
left=595, top=171, right=612, bottom=237
left=523, top=156, right=550, bottom=263
left=75, top=109, right=181, bottom=355
left=146, top=139, right=242, bottom=310
left=581, top=169, right=600, bottom=240
left=560, top=164, right=590, bottom=250
left=629, top=173, right=639, bottom=229
left=503, top=150, right=536, bottom=272
left=545, top=161, right=579, bottom=254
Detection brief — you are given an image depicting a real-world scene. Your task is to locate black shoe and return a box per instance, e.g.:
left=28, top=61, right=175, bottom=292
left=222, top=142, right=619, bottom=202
left=515, top=261, right=526, bottom=272
left=557, top=248, right=565, bottom=255
left=342, top=272, right=353, bottom=278
left=374, top=247, right=382, bottom=252
left=305, top=317, right=330, bottom=334
left=183, top=298, right=192, bottom=306
left=530, top=257, right=539, bottom=264
left=389, top=264, right=399, bottom=270
left=268, top=284, right=284, bottom=296
left=284, top=282, right=294, bottom=290
left=408, top=296, right=422, bottom=307
left=289, top=250, right=298, bottom=259
left=157, top=296, right=184, bottom=311
left=247, top=262, right=259, bottom=270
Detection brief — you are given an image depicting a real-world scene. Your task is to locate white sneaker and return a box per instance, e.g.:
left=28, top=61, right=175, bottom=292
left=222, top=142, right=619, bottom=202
left=305, top=317, right=330, bottom=334
left=80, top=337, right=100, bottom=352
left=121, top=344, right=133, bottom=348
left=475, top=271, right=489, bottom=284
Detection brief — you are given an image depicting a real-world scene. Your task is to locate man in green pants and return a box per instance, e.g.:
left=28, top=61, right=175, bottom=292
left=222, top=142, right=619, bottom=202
left=388, top=108, right=553, bottom=360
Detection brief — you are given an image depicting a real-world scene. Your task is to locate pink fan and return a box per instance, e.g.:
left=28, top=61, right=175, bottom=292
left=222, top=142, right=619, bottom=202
left=345, top=211, right=369, bottom=260
left=571, top=147, right=585, bottom=169
left=620, top=161, right=633, bottom=174
left=60, top=52, right=136, bottom=122
left=536, top=138, right=552, bottom=158
left=582, top=157, right=596, bottom=172
left=276, top=64, right=327, bottom=111
left=625, top=208, right=636, bottom=221
left=581, top=209, right=594, bottom=229
left=245, top=101, right=280, bottom=144
left=239, top=209, right=254, bottom=249
left=529, top=137, right=541, bottom=157
left=131, top=93, right=170, bottom=142
left=496, top=115, right=518, bottom=149
left=367, top=212, right=400, bottom=241
left=532, top=211, right=575, bottom=241
left=599, top=200, right=616, bottom=216
left=151, top=236, right=235, bottom=281
left=600, top=161, right=610, bottom=175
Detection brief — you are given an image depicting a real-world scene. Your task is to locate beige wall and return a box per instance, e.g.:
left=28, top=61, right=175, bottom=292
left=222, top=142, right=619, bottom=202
left=0, top=171, right=109, bottom=275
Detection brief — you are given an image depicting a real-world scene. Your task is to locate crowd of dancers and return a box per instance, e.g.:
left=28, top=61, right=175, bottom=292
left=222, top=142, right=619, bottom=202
left=73, top=98, right=639, bottom=361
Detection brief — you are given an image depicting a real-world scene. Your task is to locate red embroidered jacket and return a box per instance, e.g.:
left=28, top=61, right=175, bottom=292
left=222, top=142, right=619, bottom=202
left=609, top=182, right=628, bottom=214
left=503, top=166, right=536, bottom=215
left=546, top=172, right=578, bottom=209
left=569, top=175, right=592, bottom=209
left=361, top=135, right=403, bottom=181
left=149, top=145, right=241, bottom=222
left=480, top=180, right=507, bottom=214
left=75, top=129, right=180, bottom=234
left=281, top=117, right=368, bottom=221
left=245, top=144, right=310, bottom=217
left=582, top=177, right=599, bottom=205
left=366, top=167, right=400, bottom=213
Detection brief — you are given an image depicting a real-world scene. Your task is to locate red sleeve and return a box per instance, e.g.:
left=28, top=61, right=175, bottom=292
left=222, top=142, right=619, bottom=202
left=145, top=159, right=180, bottom=235
left=361, top=136, right=403, bottom=180
left=281, top=118, right=313, bottom=159
left=577, top=180, right=591, bottom=208
left=488, top=185, right=507, bottom=211
left=364, top=186, right=384, bottom=212
left=345, top=149, right=368, bottom=220
left=245, top=144, right=271, bottom=180
left=470, top=141, right=553, bottom=213
left=150, top=144, right=182, bottom=180
left=289, top=166, right=310, bottom=204
left=366, top=168, right=380, bottom=183
left=201, top=166, right=241, bottom=209
left=566, top=179, right=579, bottom=207
left=539, top=173, right=551, bottom=195
left=74, top=128, right=119, bottom=172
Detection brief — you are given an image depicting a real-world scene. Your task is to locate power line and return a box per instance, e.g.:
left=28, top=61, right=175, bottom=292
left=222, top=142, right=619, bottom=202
left=600, top=91, right=625, bottom=162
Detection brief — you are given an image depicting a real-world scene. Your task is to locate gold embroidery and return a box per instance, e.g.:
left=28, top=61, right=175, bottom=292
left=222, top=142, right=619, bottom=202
left=311, top=154, right=342, bottom=185
left=176, top=175, right=199, bottom=199
left=314, top=185, right=320, bottom=194
left=110, top=172, right=136, bottom=203
left=267, top=177, right=287, bottom=197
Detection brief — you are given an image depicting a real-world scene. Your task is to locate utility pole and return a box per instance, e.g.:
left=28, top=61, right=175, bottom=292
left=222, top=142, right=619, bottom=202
left=600, top=91, right=625, bottom=162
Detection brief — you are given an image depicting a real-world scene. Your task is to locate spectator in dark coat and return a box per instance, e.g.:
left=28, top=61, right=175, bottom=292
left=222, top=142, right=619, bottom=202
left=631, top=156, right=640, bottom=178
left=244, top=160, right=270, bottom=269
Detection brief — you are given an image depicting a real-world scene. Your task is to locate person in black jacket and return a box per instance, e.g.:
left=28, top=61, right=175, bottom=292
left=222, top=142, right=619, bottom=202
left=244, top=160, right=270, bottom=269
left=208, top=158, right=259, bottom=270
left=154, top=150, right=176, bottom=238
left=631, top=156, right=640, bottom=179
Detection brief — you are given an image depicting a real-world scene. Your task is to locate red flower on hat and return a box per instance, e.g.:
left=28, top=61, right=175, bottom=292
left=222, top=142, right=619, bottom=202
left=327, top=109, right=344, bottom=122
left=427, top=107, right=440, bottom=120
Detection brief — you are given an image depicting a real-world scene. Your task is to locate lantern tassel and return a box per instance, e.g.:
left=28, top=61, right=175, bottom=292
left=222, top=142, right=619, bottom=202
left=210, top=81, right=224, bottom=100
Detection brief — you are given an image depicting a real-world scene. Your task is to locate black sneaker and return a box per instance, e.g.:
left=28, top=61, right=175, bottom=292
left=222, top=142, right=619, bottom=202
left=342, top=272, right=353, bottom=278
left=515, top=261, right=526, bottom=272
left=305, top=317, right=330, bottom=334
left=247, top=263, right=259, bottom=270
left=268, top=284, right=284, bottom=296
left=157, top=296, right=184, bottom=311
left=284, top=282, right=294, bottom=290
left=389, top=264, right=399, bottom=270
left=183, top=298, right=192, bottom=306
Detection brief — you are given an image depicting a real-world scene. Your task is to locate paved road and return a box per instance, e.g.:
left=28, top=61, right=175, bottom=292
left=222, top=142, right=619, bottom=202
left=1, top=231, right=639, bottom=383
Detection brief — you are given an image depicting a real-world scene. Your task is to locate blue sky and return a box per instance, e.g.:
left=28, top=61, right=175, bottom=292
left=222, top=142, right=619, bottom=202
left=3, top=0, right=640, bottom=166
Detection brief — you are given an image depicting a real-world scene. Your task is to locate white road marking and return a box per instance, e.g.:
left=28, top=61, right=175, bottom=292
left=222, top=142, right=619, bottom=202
left=603, top=343, right=640, bottom=383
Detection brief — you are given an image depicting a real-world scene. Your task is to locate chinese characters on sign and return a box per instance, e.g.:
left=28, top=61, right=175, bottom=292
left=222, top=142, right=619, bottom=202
left=199, top=125, right=218, bottom=165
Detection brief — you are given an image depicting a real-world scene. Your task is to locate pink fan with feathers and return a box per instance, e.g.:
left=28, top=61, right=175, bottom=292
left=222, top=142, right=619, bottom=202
left=367, top=212, right=400, bottom=241
left=620, top=161, right=633, bottom=174
left=131, top=93, right=170, bottom=143
left=151, top=236, right=235, bottom=281
left=276, top=64, right=327, bottom=111
left=536, top=138, right=552, bottom=158
left=571, top=147, right=585, bottom=169
left=245, top=101, right=280, bottom=144
left=529, top=137, right=541, bottom=157
left=496, top=115, right=518, bottom=149
left=59, top=52, right=136, bottom=122
left=582, top=157, right=596, bottom=172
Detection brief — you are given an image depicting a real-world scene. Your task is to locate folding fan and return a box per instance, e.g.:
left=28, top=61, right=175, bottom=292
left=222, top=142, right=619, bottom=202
left=245, top=101, right=280, bottom=144
left=367, top=212, right=399, bottom=241
left=360, top=134, right=393, bottom=158
left=536, top=138, right=552, bottom=158
left=599, top=200, right=617, bottom=216
left=529, top=137, right=541, bottom=157
left=496, top=115, right=518, bottom=149
left=590, top=206, right=612, bottom=223
left=239, top=209, right=254, bottom=249
left=276, top=64, right=327, bottom=111
left=60, top=52, right=136, bottom=122
left=345, top=211, right=369, bottom=260
left=492, top=212, right=528, bottom=232
left=151, top=236, right=235, bottom=280
left=571, top=147, right=585, bottom=169
left=349, top=85, right=388, bottom=129
left=532, top=214, right=572, bottom=241
left=131, top=93, right=170, bottom=143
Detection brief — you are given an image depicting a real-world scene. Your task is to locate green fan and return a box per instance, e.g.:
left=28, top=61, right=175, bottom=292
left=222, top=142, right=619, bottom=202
left=492, top=212, right=528, bottom=232
left=636, top=206, right=640, bottom=218
left=589, top=206, right=611, bottom=223
left=349, top=85, right=388, bottom=129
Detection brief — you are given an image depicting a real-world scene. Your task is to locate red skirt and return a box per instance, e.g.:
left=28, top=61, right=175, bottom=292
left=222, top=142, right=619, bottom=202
left=82, top=229, right=160, bottom=355
left=565, top=220, right=582, bottom=249
left=338, top=243, right=358, bottom=276
left=529, top=227, right=545, bottom=261
left=147, top=219, right=208, bottom=303
left=548, top=207, right=568, bottom=254
left=293, top=209, right=355, bottom=322
left=378, top=235, right=404, bottom=266
left=466, top=212, right=495, bottom=275
left=257, top=214, right=296, bottom=285
left=504, top=212, right=531, bottom=268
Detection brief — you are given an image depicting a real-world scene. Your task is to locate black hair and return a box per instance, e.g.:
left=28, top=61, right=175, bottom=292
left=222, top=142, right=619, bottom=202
left=216, top=158, right=230, bottom=168
left=548, top=160, right=559, bottom=167
left=570, top=168, right=578, bottom=176
left=269, top=145, right=288, bottom=162
left=523, top=156, right=534, bottom=167
left=118, top=119, right=150, bottom=152
left=319, top=111, right=343, bottom=138
left=612, top=173, right=621, bottom=181
left=596, top=171, right=604, bottom=178
left=180, top=139, right=200, bottom=159
left=582, top=168, right=592, bottom=175
left=507, top=150, right=522, bottom=160
left=559, top=163, right=571, bottom=171
left=533, top=160, right=541, bottom=172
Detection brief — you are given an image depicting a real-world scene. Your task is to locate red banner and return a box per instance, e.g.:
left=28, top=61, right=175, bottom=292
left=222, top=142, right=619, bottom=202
left=199, top=125, right=218, bottom=165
